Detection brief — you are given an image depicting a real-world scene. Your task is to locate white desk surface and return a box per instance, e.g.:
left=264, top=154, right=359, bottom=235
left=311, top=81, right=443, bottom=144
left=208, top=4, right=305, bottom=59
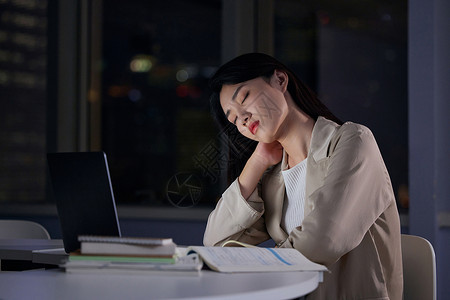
left=0, top=268, right=321, bottom=300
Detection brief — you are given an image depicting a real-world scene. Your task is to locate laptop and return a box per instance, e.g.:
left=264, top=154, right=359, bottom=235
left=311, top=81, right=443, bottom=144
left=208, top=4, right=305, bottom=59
left=47, top=152, right=122, bottom=253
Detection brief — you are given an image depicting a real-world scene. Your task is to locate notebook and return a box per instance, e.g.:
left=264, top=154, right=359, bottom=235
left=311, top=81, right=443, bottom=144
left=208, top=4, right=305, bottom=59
left=47, top=152, right=122, bottom=253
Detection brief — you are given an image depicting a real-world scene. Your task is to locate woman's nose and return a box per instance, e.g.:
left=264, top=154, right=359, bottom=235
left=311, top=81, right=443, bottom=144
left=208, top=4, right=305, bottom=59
left=237, top=111, right=251, bottom=127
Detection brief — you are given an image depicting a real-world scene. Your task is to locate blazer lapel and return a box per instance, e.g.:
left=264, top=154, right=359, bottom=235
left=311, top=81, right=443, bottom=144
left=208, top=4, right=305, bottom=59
left=305, top=117, right=339, bottom=216
left=310, top=117, right=339, bottom=162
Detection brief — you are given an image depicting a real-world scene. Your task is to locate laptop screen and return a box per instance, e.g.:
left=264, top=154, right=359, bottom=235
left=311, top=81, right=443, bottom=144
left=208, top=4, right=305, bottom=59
left=47, top=152, right=122, bottom=253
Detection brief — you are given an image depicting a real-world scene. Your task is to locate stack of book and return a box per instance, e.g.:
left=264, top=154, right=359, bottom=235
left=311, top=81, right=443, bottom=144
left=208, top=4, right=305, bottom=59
left=62, top=235, right=202, bottom=275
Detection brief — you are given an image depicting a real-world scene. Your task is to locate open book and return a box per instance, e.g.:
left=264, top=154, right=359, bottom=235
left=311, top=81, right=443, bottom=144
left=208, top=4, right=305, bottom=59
left=185, top=245, right=328, bottom=273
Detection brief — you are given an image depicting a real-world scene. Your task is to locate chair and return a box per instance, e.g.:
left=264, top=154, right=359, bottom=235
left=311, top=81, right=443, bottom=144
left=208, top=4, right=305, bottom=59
left=401, top=234, right=436, bottom=300
left=0, top=220, right=51, bottom=271
left=0, top=220, right=51, bottom=239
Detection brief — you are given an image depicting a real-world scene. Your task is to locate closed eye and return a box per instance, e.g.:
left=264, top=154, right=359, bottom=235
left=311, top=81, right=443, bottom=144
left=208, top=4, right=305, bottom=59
left=233, top=116, right=237, bottom=125
left=241, top=92, right=249, bottom=104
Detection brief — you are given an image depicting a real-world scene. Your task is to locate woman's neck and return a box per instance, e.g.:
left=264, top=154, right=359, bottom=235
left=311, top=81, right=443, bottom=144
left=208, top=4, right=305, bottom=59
left=277, top=102, right=315, bottom=168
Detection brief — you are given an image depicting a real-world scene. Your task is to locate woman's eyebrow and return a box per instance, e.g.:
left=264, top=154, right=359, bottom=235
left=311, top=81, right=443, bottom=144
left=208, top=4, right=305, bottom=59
left=232, top=84, right=245, bottom=101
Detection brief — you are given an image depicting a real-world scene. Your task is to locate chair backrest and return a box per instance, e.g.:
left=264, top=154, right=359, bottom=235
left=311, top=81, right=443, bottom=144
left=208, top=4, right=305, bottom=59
left=0, top=220, right=51, bottom=239
left=401, top=234, right=436, bottom=300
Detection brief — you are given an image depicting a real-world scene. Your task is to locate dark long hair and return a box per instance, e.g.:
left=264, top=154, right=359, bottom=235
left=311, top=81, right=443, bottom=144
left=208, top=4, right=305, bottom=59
left=209, top=53, right=342, bottom=183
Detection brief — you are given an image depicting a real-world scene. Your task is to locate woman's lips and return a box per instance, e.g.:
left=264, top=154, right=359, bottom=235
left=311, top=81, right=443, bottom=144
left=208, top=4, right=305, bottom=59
left=249, top=120, right=259, bottom=135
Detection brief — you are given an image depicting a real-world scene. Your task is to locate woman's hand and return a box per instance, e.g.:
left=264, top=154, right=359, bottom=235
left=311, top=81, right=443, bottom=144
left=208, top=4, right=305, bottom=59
left=252, top=141, right=283, bottom=169
left=238, top=141, right=283, bottom=200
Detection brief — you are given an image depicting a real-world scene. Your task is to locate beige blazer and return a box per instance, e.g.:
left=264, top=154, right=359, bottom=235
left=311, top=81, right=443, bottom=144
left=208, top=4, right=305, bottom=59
left=204, top=117, right=403, bottom=300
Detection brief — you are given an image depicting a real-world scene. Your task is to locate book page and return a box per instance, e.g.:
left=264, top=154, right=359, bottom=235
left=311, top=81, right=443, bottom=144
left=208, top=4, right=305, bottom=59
left=188, top=246, right=327, bottom=273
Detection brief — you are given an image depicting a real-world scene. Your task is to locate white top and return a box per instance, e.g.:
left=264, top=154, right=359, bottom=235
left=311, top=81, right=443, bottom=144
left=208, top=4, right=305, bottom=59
left=281, top=153, right=308, bottom=234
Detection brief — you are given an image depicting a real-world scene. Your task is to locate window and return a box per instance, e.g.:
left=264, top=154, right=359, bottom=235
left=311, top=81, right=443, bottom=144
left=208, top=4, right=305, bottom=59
left=100, top=0, right=222, bottom=207
left=0, top=0, right=48, bottom=203
left=274, top=0, right=408, bottom=211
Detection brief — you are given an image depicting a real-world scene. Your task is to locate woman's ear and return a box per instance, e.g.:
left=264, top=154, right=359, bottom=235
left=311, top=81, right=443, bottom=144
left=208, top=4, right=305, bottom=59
left=270, top=70, right=289, bottom=93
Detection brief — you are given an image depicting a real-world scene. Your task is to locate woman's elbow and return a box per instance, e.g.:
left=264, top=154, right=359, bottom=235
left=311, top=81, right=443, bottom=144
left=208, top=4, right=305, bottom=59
left=203, top=227, right=220, bottom=246
left=203, top=235, right=216, bottom=246
left=291, top=233, right=347, bottom=267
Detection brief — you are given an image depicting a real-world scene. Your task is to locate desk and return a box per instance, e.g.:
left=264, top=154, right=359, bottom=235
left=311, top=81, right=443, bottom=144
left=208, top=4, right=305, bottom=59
left=0, top=268, right=321, bottom=300
left=0, top=240, right=323, bottom=298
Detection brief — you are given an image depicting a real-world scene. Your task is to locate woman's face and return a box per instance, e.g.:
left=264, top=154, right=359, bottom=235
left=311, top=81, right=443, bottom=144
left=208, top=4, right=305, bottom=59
left=219, top=70, right=289, bottom=143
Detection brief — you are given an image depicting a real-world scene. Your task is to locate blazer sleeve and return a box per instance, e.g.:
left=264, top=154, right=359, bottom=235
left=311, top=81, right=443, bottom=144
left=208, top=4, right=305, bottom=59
left=281, top=123, right=394, bottom=266
left=203, top=179, right=270, bottom=246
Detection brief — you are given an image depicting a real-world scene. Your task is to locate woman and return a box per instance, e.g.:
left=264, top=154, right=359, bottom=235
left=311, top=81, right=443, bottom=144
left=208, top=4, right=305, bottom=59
left=203, top=53, right=403, bottom=300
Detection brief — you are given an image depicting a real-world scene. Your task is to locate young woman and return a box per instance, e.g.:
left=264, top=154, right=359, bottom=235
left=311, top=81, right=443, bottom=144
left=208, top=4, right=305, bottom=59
left=203, top=53, right=403, bottom=299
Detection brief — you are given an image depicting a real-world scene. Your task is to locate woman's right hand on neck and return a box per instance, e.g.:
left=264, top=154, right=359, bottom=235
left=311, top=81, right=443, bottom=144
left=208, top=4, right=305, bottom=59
left=252, top=141, right=283, bottom=168
left=238, top=141, right=283, bottom=200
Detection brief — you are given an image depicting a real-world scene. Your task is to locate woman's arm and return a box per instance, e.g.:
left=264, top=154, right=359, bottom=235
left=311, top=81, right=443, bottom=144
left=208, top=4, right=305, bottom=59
left=203, top=179, right=269, bottom=246
left=203, top=141, right=283, bottom=246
